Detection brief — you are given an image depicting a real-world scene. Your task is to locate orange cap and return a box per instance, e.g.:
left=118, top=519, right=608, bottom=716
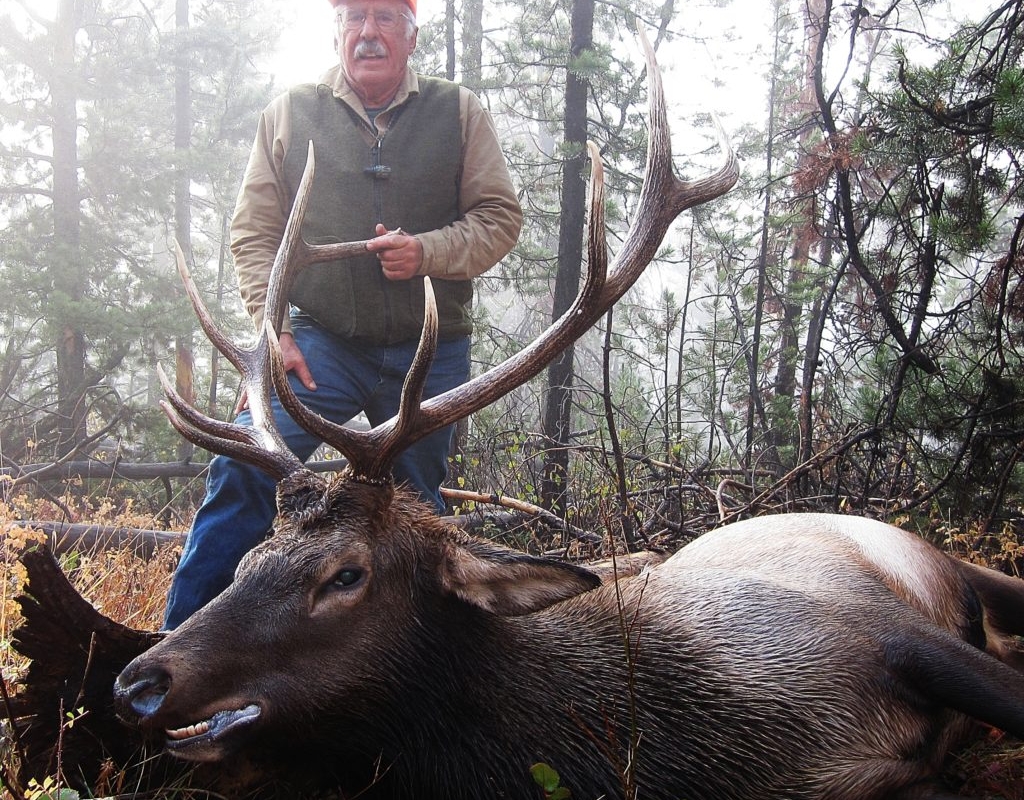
left=329, top=0, right=416, bottom=15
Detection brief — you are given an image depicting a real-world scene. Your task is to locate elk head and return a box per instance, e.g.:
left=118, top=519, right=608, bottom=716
left=114, top=29, right=737, bottom=774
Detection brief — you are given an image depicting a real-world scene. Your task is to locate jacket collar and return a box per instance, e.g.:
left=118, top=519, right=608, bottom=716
left=319, top=64, right=420, bottom=120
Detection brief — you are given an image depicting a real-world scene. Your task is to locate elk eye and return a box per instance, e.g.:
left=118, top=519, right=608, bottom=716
left=331, top=567, right=364, bottom=588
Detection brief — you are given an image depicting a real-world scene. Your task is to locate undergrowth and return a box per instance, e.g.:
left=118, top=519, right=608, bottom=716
left=1, top=491, right=178, bottom=800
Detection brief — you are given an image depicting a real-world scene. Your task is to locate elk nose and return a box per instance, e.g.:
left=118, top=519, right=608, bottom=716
left=115, top=665, right=171, bottom=720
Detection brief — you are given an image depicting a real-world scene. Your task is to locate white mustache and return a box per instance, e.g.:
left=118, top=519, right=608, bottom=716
left=354, top=41, right=387, bottom=58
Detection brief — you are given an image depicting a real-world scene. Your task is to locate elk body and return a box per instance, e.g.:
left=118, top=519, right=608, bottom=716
left=114, top=497, right=1024, bottom=800
left=104, top=31, right=1024, bottom=800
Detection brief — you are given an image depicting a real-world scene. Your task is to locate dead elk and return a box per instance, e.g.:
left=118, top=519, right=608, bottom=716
left=112, top=501, right=1024, bottom=800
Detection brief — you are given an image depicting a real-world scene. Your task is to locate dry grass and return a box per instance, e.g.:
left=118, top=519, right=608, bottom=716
left=1, top=497, right=1023, bottom=798
left=948, top=728, right=1024, bottom=800
left=1, top=490, right=176, bottom=663
left=943, top=518, right=1024, bottom=578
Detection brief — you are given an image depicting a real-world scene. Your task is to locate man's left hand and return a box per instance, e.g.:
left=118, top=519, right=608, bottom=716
left=367, top=224, right=423, bottom=281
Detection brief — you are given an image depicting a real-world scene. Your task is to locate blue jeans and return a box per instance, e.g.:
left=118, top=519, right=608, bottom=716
left=163, top=317, right=470, bottom=629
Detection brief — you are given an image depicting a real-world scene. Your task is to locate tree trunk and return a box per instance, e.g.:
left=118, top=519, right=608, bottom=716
left=174, top=0, right=195, bottom=461
left=674, top=228, right=695, bottom=454
left=746, top=0, right=785, bottom=474
left=766, top=0, right=827, bottom=469
left=602, top=307, right=635, bottom=545
left=52, top=0, right=86, bottom=457
left=540, top=0, right=593, bottom=516
left=444, top=0, right=456, bottom=81
left=460, top=0, right=483, bottom=93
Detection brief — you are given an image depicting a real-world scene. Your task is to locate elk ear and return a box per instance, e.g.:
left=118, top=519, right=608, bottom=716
left=441, top=538, right=601, bottom=616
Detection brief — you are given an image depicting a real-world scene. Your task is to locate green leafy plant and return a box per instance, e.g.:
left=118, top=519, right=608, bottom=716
left=530, top=762, right=571, bottom=799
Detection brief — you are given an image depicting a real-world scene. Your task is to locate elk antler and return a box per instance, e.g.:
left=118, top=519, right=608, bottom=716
left=263, top=27, right=738, bottom=479
left=158, top=242, right=302, bottom=480
left=161, top=27, right=738, bottom=486
left=158, top=145, right=373, bottom=480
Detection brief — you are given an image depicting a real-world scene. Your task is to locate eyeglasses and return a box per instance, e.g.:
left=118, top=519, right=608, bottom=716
left=337, top=9, right=413, bottom=32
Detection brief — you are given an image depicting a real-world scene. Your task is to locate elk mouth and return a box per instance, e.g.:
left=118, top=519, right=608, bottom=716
left=164, top=703, right=261, bottom=761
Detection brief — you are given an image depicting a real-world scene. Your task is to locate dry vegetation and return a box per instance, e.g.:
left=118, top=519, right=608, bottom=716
left=1, top=493, right=1023, bottom=799
left=1, top=492, right=177, bottom=800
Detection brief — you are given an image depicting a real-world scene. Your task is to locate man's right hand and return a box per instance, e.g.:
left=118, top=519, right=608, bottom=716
left=234, top=331, right=317, bottom=414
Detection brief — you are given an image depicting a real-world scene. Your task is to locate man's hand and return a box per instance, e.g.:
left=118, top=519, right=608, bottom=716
left=366, top=223, right=423, bottom=281
left=234, top=331, right=316, bottom=414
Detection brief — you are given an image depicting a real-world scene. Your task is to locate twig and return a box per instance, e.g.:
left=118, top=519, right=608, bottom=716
left=5, top=413, right=126, bottom=490
left=441, top=487, right=601, bottom=543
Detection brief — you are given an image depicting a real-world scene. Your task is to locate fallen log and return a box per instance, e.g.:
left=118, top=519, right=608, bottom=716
left=9, top=507, right=571, bottom=561
left=11, top=520, right=186, bottom=560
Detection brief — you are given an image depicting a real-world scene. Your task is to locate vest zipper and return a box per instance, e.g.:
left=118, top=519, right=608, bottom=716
left=370, top=127, right=392, bottom=344
left=367, top=106, right=404, bottom=345
left=370, top=133, right=385, bottom=224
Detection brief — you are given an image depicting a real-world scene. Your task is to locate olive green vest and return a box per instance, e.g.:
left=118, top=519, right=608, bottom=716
left=283, top=77, right=468, bottom=345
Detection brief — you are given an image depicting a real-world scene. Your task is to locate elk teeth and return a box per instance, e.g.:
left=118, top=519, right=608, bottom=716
left=167, top=720, right=211, bottom=740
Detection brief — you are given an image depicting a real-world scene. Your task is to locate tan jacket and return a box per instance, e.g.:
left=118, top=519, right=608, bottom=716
left=231, top=65, right=523, bottom=335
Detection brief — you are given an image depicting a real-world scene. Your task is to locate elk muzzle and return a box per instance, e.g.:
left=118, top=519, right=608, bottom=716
left=115, top=659, right=262, bottom=762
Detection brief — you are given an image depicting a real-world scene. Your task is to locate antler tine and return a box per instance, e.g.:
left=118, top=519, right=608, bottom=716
left=266, top=278, right=441, bottom=482
left=375, top=277, right=440, bottom=467
left=263, top=141, right=315, bottom=333
left=603, top=28, right=738, bottom=301
left=265, top=141, right=375, bottom=331
left=174, top=241, right=249, bottom=378
left=580, top=140, right=608, bottom=309
left=157, top=364, right=249, bottom=445
left=265, top=325, right=369, bottom=475
left=157, top=366, right=301, bottom=479
left=163, top=239, right=304, bottom=481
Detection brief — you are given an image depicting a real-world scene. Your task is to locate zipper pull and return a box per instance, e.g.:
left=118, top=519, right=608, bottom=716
left=365, top=138, right=391, bottom=180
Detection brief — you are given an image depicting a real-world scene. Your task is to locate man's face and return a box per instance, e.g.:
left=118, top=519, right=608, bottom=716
left=335, top=1, right=417, bottom=105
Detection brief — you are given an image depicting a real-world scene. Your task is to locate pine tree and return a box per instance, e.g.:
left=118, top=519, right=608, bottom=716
left=0, top=0, right=279, bottom=470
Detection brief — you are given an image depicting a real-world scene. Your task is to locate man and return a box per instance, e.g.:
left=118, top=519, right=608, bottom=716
left=162, top=0, right=522, bottom=629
